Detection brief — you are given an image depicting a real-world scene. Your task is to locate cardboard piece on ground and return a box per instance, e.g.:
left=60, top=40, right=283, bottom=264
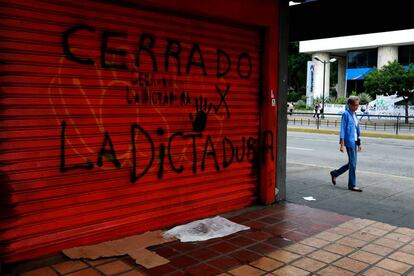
left=129, top=249, right=170, bottom=268
left=63, top=230, right=175, bottom=268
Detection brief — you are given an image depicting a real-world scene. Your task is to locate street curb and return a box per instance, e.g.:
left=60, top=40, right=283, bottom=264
left=288, top=127, right=414, bottom=140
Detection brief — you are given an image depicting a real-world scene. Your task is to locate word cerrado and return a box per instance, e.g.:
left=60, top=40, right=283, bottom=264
left=63, top=25, right=253, bottom=78
left=60, top=122, right=274, bottom=183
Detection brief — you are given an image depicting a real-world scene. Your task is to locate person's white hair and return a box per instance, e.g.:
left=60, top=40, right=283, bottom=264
left=347, top=96, right=360, bottom=105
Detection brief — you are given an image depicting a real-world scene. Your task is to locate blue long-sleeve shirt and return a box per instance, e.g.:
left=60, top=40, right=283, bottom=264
left=340, top=105, right=360, bottom=147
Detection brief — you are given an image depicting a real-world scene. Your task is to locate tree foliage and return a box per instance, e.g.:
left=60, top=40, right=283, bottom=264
left=364, top=61, right=414, bottom=99
left=364, top=61, right=414, bottom=122
left=358, top=93, right=372, bottom=105
left=288, top=42, right=311, bottom=94
left=326, top=96, right=347, bottom=104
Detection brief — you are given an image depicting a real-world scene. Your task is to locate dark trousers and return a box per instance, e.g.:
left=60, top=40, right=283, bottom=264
left=331, top=145, right=357, bottom=188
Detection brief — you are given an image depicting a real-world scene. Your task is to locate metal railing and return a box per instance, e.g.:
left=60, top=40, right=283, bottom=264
left=287, top=112, right=414, bottom=135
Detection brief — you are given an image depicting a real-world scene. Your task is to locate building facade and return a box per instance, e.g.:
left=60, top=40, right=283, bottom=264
left=300, top=29, right=414, bottom=105
left=0, top=0, right=282, bottom=264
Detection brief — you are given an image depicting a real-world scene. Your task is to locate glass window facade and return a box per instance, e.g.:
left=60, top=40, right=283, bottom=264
left=347, top=49, right=377, bottom=68
left=346, top=80, right=365, bottom=94
left=399, top=45, right=414, bottom=65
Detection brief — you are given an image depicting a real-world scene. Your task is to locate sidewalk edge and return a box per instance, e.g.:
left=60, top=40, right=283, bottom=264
left=288, top=127, right=414, bottom=140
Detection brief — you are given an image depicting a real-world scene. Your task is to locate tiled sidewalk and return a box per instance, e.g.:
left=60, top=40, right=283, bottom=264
left=226, top=219, right=414, bottom=275
left=9, top=203, right=414, bottom=275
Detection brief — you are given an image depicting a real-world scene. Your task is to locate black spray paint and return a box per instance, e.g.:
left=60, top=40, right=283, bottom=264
left=60, top=123, right=274, bottom=183
left=60, top=121, right=94, bottom=172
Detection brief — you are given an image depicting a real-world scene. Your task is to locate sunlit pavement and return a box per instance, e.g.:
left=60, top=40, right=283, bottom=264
left=287, top=131, right=414, bottom=229
left=6, top=131, right=414, bottom=275
left=6, top=202, right=414, bottom=275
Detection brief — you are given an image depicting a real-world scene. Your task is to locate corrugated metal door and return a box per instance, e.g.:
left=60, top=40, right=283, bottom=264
left=0, top=0, right=267, bottom=263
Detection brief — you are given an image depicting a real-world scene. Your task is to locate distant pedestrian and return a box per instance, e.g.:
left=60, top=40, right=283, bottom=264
left=360, top=103, right=370, bottom=121
left=330, top=96, right=363, bottom=192
left=313, top=103, right=320, bottom=118
left=288, top=102, right=294, bottom=116
left=359, top=104, right=365, bottom=121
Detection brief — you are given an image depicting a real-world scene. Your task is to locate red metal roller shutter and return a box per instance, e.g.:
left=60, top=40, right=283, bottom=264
left=0, top=0, right=265, bottom=263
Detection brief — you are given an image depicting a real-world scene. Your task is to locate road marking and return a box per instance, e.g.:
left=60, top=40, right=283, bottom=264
left=288, top=137, right=337, bottom=143
left=288, top=161, right=414, bottom=180
left=288, top=135, right=375, bottom=143
left=287, top=147, right=314, bottom=151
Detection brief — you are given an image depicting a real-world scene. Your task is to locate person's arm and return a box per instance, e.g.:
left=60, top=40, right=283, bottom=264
left=339, top=139, right=345, bottom=152
left=357, top=123, right=362, bottom=152
left=339, top=113, right=347, bottom=153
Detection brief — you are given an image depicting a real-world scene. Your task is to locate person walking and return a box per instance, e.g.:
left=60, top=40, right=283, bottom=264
left=330, top=96, right=363, bottom=192
left=359, top=104, right=366, bottom=121
left=316, top=103, right=321, bottom=119
left=288, top=102, right=294, bottom=116
left=313, top=103, right=320, bottom=118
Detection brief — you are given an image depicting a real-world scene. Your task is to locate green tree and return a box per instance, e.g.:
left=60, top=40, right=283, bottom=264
left=364, top=61, right=414, bottom=123
left=358, top=93, right=372, bottom=105
left=287, top=91, right=302, bottom=102
left=335, top=96, right=347, bottom=104
left=288, top=42, right=311, bottom=95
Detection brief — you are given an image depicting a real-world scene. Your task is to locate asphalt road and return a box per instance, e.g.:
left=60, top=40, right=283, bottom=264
left=287, top=114, right=414, bottom=134
left=286, top=131, right=414, bottom=228
left=288, top=132, right=414, bottom=178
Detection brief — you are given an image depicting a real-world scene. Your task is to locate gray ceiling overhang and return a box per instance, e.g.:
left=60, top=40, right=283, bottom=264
left=289, top=0, right=414, bottom=41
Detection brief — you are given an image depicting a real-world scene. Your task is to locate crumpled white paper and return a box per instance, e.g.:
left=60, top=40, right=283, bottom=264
left=163, top=216, right=250, bottom=242
left=303, top=196, right=316, bottom=201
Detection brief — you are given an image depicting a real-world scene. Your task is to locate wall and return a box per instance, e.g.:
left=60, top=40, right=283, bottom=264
left=378, top=46, right=398, bottom=68
left=311, top=52, right=330, bottom=100
left=134, top=0, right=280, bottom=203
left=0, top=0, right=280, bottom=263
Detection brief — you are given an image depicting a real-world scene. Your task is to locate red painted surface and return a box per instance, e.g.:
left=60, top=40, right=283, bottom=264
left=131, top=0, right=280, bottom=205
left=0, top=0, right=279, bottom=263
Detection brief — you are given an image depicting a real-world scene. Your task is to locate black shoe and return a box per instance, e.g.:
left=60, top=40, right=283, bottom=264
left=330, top=171, right=336, bottom=185
left=348, top=187, right=363, bottom=192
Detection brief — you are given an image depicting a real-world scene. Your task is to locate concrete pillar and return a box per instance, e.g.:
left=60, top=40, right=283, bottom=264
left=377, top=46, right=398, bottom=68
left=311, top=52, right=330, bottom=101
left=337, top=56, right=346, bottom=98
left=276, top=0, right=288, bottom=202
